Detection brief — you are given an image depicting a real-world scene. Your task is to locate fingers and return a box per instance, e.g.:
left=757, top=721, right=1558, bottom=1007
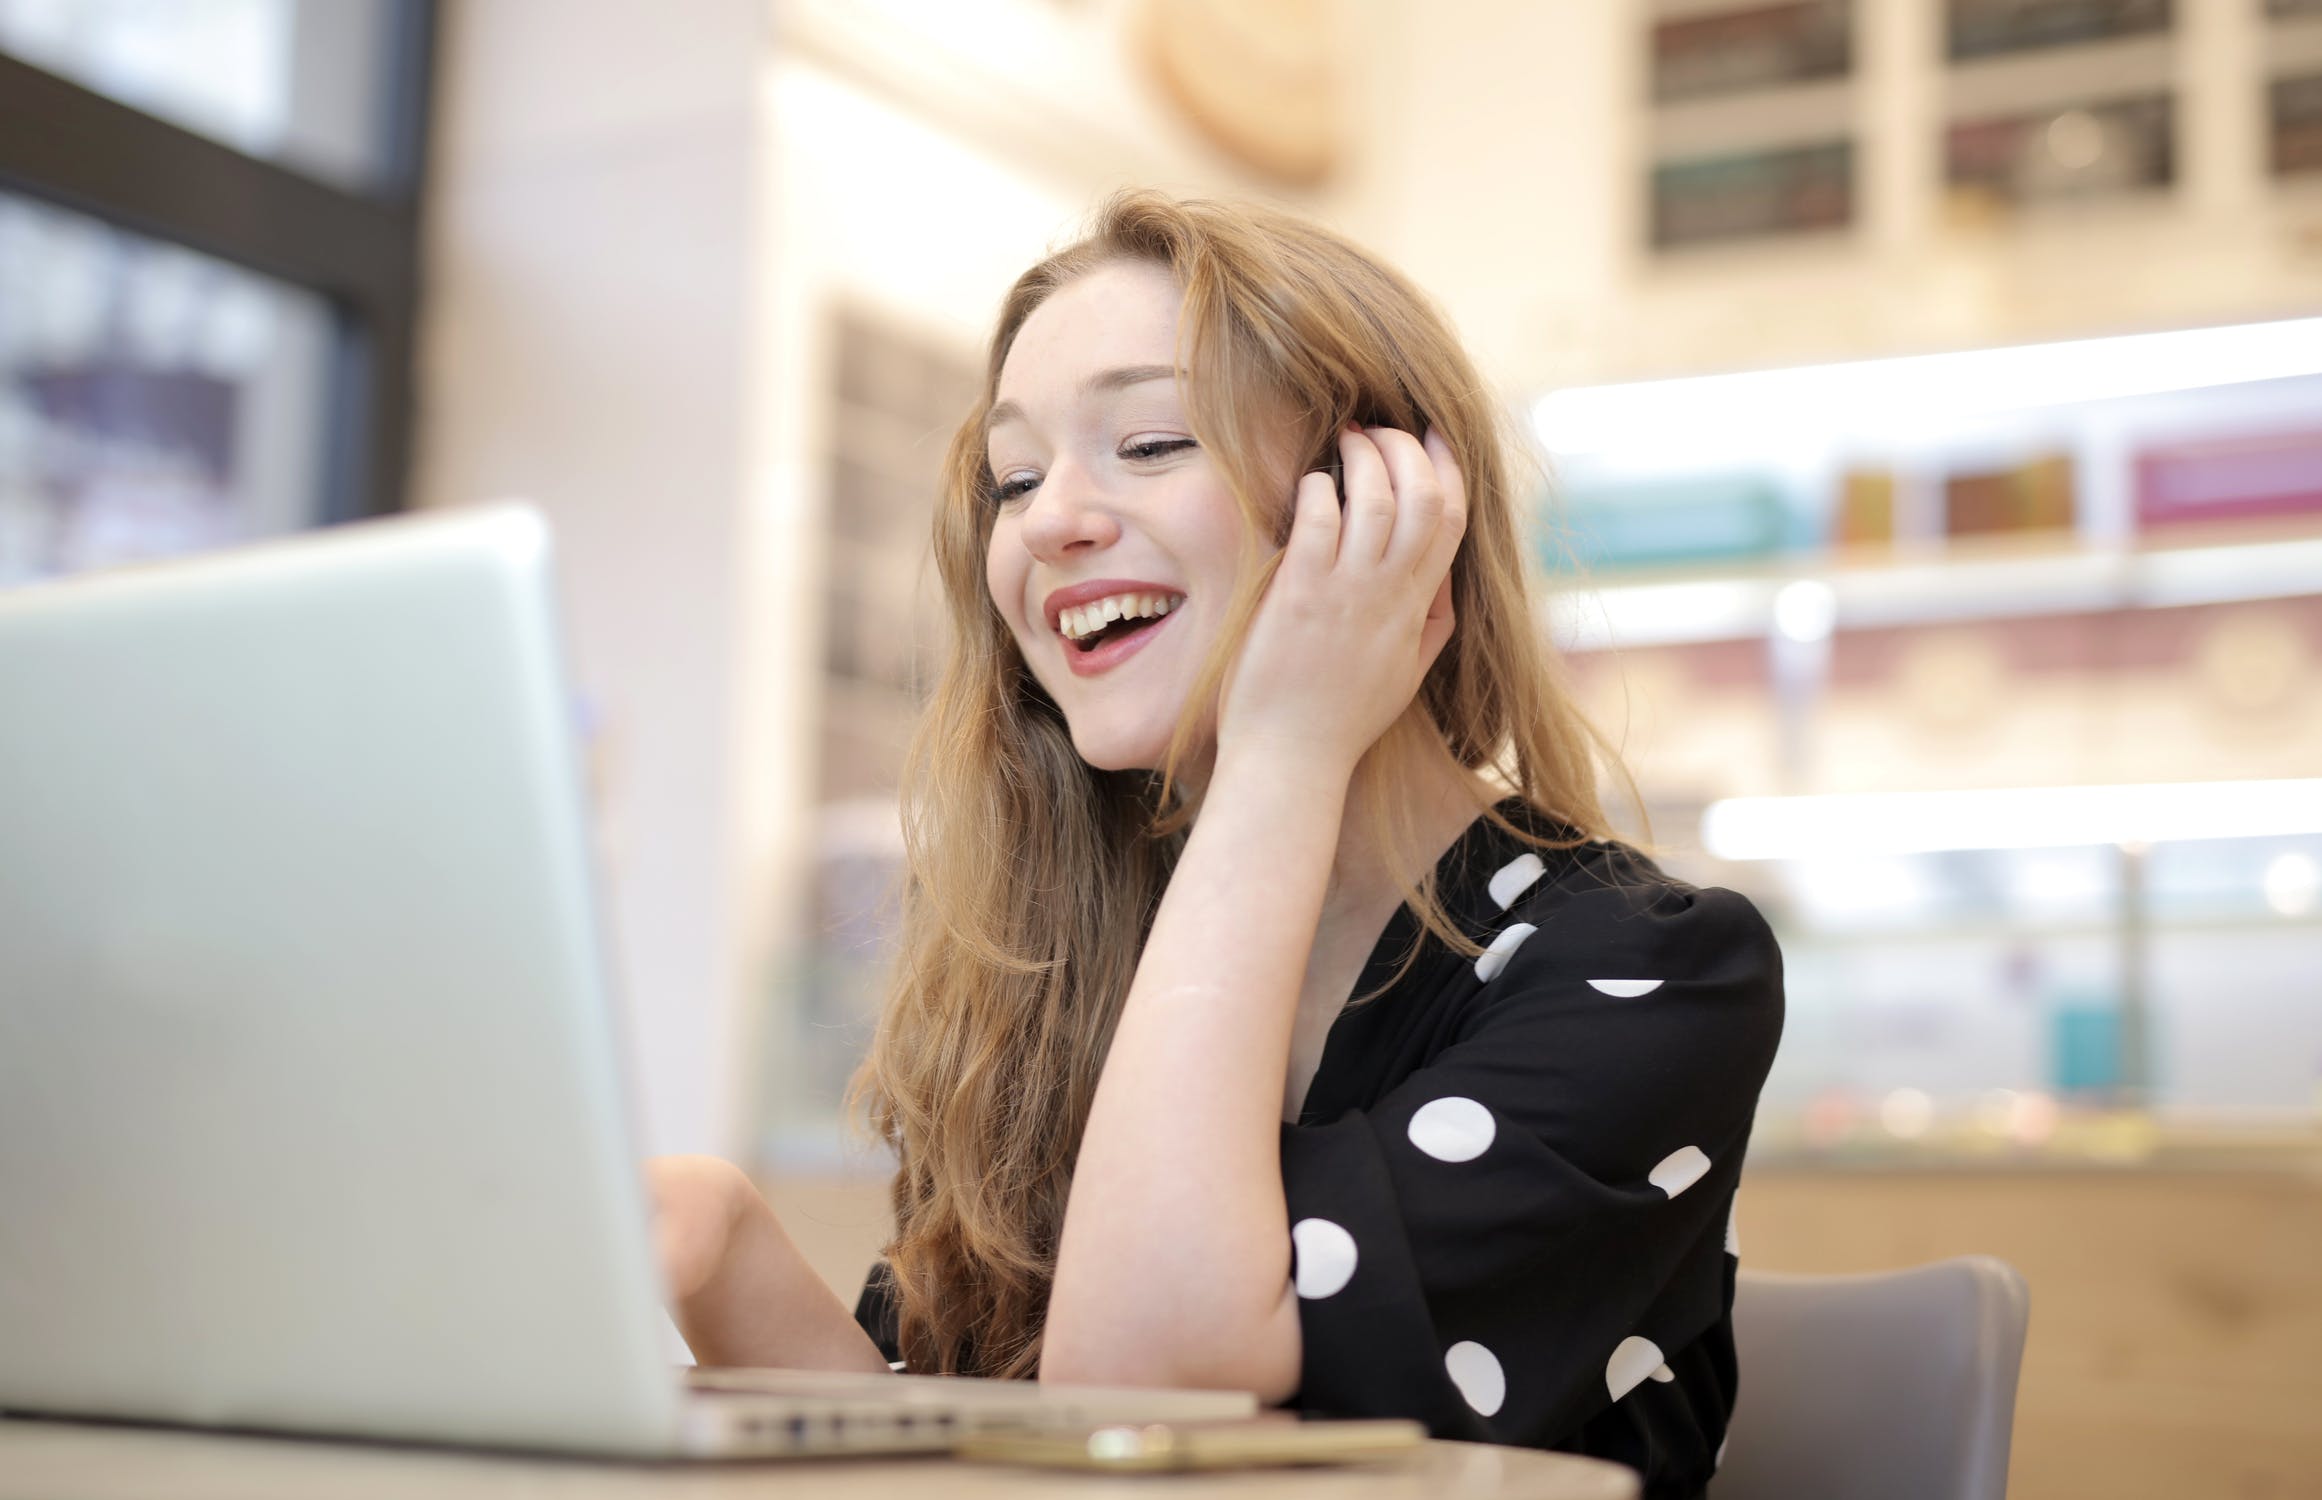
left=1284, top=467, right=1342, bottom=573
left=1366, top=427, right=1441, bottom=567
left=1296, top=424, right=1466, bottom=586
left=1416, top=427, right=1468, bottom=582
left=1335, top=426, right=1397, bottom=563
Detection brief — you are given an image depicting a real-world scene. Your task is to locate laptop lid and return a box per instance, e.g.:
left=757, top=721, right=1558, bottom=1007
left=0, top=506, right=685, bottom=1454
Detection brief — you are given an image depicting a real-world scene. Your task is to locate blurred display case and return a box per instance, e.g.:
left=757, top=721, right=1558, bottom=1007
left=1539, top=320, right=2322, bottom=1168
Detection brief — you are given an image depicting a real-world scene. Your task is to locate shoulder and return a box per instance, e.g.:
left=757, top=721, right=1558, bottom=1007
left=1473, top=835, right=1783, bottom=1037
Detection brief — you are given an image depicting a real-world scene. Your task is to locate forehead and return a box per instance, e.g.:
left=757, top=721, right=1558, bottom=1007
left=995, top=260, right=1182, bottom=404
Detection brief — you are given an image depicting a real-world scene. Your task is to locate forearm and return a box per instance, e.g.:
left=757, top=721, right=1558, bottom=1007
left=673, top=1173, right=894, bottom=1374
left=1043, top=744, right=1347, bottom=1396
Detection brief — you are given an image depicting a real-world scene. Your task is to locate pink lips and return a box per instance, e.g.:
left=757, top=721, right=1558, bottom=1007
left=1061, top=610, right=1173, bottom=677
left=1041, top=578, right=1182, bottom=679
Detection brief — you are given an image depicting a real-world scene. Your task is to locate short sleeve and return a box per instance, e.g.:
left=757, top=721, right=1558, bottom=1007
left=1277, top=878, right=1783, bottom=1455
left=853, top=1261, right=907, bottom=1371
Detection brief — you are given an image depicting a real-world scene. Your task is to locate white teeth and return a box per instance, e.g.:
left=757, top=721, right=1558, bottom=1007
left=1057, top=591, right=1185, bottom=641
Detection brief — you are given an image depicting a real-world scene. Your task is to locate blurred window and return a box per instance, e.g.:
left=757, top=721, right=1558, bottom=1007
left=0, top=0, right=405, bottom=193
left=0, top=192, right=330, bottom=583
left=0, top=2, right=432, bottom=576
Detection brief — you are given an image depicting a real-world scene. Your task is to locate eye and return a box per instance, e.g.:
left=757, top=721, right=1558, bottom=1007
left=987, top=469, right=1040, bottom=507
left=1121, top=437, right=1196, bottom=463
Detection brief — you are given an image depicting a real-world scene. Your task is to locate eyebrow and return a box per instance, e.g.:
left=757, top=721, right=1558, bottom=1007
left=985, top=364, right=1181, bottom=436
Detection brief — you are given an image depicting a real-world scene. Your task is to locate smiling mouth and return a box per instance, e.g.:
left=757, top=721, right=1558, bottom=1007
left=1056, top=592, right=1183, bottom=653
left=1069, top=613, right=1166, bottom=653
left=1056, top=597, right=1181, bottom=677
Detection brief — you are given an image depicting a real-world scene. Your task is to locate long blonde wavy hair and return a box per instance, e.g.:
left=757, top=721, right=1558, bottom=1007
left=850, top=190, right=1624, bottom=1379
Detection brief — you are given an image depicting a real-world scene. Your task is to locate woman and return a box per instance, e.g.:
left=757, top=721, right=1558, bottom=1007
left=653, top=191, right=1783, bottom=1498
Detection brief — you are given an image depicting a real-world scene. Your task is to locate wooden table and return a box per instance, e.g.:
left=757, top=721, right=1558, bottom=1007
left=0, top=1417, right=1639, bottom=1499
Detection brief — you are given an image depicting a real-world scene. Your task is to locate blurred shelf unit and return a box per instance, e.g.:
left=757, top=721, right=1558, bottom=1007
left=1644, top=1, right=2322, bottom=255
left=1941, top=39, right=2174, bottom=223
left=1533, top=314, right=2322, bottom=647
left=1646, top=0, right=1857, bottom=250
left=2269, top=1, right=2322, bottom=179
left=817, top=309, right=974, bottom=802
left=1548, top=525, right=2322, bottom=649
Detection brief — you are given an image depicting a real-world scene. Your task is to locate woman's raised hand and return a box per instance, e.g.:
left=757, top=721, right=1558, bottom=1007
left=1217, top=425, right=1466, bottom=779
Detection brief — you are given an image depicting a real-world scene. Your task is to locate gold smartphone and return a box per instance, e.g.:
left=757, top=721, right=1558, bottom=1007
left=958, top=1417, right=1426, bottom=1473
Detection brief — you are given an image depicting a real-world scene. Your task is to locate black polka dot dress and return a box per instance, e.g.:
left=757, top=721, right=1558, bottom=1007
left=1274, top=803, right=1783, bottom=1500
left=856, top=801, right=1784, bottom=1500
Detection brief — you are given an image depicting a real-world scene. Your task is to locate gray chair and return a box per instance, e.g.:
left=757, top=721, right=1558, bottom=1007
left=1714, top=1256, right=2030, bottom=1500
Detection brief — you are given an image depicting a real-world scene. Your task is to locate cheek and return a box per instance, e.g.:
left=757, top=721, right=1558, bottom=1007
left=984, top=524, right=1046, bottom=666
left=983, top=529, right=1018, bottom=626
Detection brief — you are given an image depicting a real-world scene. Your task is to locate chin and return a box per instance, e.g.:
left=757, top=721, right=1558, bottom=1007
left=1068, top=731, right=1168, bottom=774
left=1065, top=710, right=1214, bottom=777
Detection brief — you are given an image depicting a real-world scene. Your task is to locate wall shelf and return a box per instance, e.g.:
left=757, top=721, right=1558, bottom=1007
left=1549, top=525, right=2322, bottom=649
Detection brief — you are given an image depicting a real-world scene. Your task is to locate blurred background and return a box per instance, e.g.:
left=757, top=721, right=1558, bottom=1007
left=4, top=1, right=2319, bottom=1494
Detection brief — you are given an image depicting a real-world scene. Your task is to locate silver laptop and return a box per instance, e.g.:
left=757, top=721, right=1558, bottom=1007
left=0, top=505, right=1254, bottom=1457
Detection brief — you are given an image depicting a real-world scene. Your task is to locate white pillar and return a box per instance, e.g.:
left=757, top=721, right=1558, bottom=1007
left=2180, top=0, right=2261, bottom=219
left=416, top=0, right=766, bottom=1158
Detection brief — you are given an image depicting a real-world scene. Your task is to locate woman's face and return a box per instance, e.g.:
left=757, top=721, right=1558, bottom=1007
left=984, top=259, right=1262, bottom=772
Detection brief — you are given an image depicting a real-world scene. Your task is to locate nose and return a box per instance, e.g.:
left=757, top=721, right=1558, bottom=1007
left=1015, top=459, right=1121, bottom=564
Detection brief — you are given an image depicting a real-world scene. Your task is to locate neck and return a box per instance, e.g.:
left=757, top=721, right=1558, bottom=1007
left=1324, top=736, right=1491, bottom=928
left=1171, top=727, right=1490, bottom=921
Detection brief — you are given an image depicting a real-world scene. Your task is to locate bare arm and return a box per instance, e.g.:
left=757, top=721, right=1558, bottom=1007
left=1041, top=428, right=1465, bottom=1399
left=1040, top=747, right=1341, bottom=1400
left=649, top=1154, right=893, bottom=1373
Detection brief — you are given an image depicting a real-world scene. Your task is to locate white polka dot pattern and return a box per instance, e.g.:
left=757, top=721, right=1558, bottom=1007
left=1648, top=1145, right=1711, bottom=1198
left=1650, top=1363, right=1675, bottom=1383
left=1607, top=1335, right=1665, bottom=1401
left=1444, top=1341, right=1506, bottom=1417
left=1406, top=1096, right=1496, bottom=1162
left=1588, top=978, right=1663, bottom=997
left=1487, top=853, right=1546, bottom=910
left=1474, top=924, right=1537, bottom=982
left=1290, top=1217, right=1358, bottom=1300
